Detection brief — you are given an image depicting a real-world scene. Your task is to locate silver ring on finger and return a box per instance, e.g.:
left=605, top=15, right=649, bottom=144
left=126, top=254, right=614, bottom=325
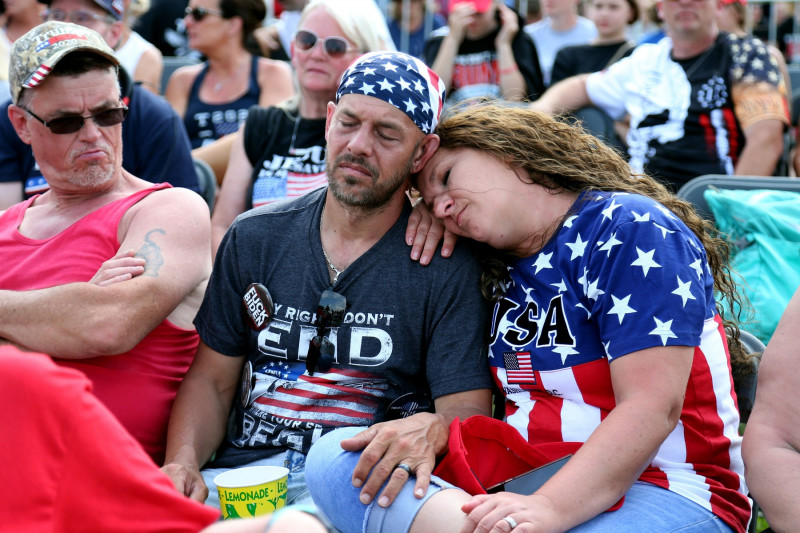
left=395, top=463, right=413, bottom=476
left=502, top=516, right=518, bottom=530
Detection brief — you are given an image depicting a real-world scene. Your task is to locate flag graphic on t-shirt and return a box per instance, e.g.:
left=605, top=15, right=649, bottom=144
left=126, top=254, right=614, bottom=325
left=503, top=351, right=536, bottom=385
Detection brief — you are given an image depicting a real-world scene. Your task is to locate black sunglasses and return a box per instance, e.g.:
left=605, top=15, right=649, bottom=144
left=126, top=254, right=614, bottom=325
left=306, top=289, right=347, bottom=375
left=185, top=6, right=224, bottom=21
left=294, top=29, right=356, bottom=58
left=22, top=105, right=128, bottom=135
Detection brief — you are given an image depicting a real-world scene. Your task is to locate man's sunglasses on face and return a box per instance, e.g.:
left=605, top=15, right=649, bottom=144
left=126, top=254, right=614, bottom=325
left=21, top=106, right=129, bottom=135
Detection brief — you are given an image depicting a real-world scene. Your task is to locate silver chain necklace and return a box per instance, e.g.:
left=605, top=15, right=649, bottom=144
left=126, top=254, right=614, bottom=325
left=320, top=206, right=343, bottom=285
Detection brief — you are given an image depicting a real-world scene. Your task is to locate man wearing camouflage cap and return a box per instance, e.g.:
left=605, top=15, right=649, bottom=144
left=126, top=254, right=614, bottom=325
left=0, top=21, right=211, bottom=465
left=0, top=0, right=198, bottom=209
left=162, top=50, right=492, bottom=514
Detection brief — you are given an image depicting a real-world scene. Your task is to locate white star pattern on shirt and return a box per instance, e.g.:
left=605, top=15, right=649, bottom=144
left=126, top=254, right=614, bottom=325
left=655, top=204, right=677, bottom=219
left=578, top=267, right=589, bottom=293
left=690, top=258, right=704, bottom=280
left=597, top=232, right=623, bottom=256
left=551, top=280, right=567, bottom=293
left=601, top=199, right=622, bottom=220
left=523, top=286, right=536, bottom=303
left=576, top=303, right=592, bottom=319
left=377, top=78, right=394, bottom=92
left=564, top=215, right=578, bottom=228
left=359, top=82, right=375, bottom=95
left=649, top=317, right=678, bottom=345
left=672, top=276, right=696, bottom=307
left=565, top=233, right=588, bottom=260
left=631, top=247, right=661, bottom=277
left=532, top=252, right=553, bottom=274
left=632, top=211, right=651, bottom=222
left=653, top=223, right=676, bottom=238
left=586, top=278, right=605, bottom=301
left=553, top=345, right=578, bottom=364
left=607, top=294, right=636, bottom=324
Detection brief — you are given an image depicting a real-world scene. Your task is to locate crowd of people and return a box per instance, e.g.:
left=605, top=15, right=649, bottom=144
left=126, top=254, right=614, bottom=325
left=1, top=0, right=800, bottom=532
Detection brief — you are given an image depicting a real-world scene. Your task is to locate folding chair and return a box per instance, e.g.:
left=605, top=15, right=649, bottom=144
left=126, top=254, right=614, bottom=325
left=193, top=158, right=217, bottom=211
left=676, top=174, right=800, bottom=220
left=160, top=55, right=201, bottom=95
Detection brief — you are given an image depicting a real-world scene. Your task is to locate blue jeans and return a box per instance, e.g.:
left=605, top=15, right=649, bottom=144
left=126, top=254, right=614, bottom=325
left=201, top=449, right=313, bottom=509
left=306, top=427, right=455, bottom=533
left=569, top=482, right=734, bottom=532
left=307, top=428, right=735, bottom=533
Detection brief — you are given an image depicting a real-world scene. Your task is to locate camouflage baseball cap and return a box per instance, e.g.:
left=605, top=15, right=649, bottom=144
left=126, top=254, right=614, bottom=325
left=9, top=21, right=119, bottom=104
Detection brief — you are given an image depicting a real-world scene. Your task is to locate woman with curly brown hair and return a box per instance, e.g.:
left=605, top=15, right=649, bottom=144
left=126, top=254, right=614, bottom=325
left=305, top=102, right=752, bottom=533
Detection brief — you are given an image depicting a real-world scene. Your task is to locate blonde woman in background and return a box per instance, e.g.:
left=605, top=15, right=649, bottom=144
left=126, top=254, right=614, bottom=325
left=210, top=0, right=393, bottom=257
left=116, top=0, right=163, bottom=94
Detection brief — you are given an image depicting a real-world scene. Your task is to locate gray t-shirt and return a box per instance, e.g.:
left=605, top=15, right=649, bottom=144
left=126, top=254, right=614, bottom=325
left=197, top=188, right=492, bottom=466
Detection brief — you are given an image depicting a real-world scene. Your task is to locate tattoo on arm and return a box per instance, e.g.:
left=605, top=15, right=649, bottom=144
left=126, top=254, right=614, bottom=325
left=135, top=229, right=166, bottom=277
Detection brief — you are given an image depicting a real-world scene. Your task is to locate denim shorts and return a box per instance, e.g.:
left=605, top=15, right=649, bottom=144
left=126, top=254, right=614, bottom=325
left=306, top=427, right=455, bottom=533
left=306, top=427, right=736, bottom=533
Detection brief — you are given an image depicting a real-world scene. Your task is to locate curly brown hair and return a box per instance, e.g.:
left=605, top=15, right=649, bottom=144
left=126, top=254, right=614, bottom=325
left=427, top=101, right=751, bottom=372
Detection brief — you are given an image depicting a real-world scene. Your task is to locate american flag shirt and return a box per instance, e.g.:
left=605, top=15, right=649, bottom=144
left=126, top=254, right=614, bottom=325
left=490, top=191, right=749, bottom=532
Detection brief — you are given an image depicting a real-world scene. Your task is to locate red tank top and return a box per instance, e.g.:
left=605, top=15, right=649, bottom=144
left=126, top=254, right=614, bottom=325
left=0, top=183, right=199, bottom=464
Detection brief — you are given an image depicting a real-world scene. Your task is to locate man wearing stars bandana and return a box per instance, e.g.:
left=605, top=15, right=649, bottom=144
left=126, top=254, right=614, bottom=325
left=531, top=0, right=789, bottom=192
left=162, top=51, right=492, bottom=515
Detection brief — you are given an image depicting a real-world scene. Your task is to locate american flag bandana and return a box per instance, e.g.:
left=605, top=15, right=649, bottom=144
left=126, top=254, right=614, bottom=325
left=336, top=51, right=446, bottom=134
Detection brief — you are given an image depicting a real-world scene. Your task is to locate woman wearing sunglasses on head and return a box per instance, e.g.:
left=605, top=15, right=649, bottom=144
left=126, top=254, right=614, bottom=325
left=164, top=0, right=294, bottom=149
left=209, top=0, right=395, bottom=258
left=306, top=102, right=753, bottom=533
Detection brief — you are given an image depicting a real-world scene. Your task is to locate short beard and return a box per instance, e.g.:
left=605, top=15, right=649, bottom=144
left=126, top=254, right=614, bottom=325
left=327, top=144, right=418, bottom=210
left=65, top=148, right=117, bottom=189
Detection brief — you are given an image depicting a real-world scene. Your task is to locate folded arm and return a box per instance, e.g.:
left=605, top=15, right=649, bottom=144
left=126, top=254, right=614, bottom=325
left=0, top=187, right=211, bottom=357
